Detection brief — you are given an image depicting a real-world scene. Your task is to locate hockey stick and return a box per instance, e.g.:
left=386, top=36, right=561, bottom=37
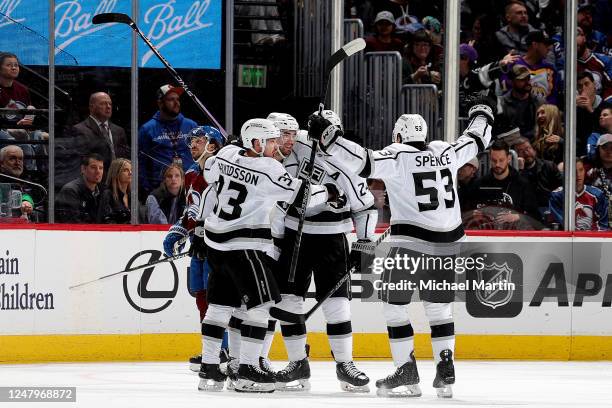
left=91, top=13, right=228, bottom=139
left=68, top=250, right=189, bottom=290
left=272, top=227, right=390, bottom=324
left=287, top=37, right=366, bottom=283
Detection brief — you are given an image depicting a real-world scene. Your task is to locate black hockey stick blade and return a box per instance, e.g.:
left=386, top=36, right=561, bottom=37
left=325, top=38, right=366, bottom=76
left=92, top=13, right=134, bottom=26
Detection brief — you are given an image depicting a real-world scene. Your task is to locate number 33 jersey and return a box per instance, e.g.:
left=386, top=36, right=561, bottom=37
left=202, top=144, right=328, bottom=253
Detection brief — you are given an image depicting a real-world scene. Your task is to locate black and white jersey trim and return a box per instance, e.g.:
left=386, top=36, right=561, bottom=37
left=286, top=208, right=351, bottom=223
left=390, top=223, right=465, bottom=243
left=205, top=227, right=272, bottom=243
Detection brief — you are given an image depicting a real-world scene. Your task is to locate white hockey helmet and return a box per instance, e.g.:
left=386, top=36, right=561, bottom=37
left=240, top=118, right=280, bottom=153
left=311, top=109, right=343, bottom=131
left=266, top=112, right=299, bottom=131
left=393, top=114, right=427, bottom=144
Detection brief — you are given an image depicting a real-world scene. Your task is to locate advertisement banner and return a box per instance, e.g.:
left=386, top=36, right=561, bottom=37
left=0, top=0, right=222, bottom=69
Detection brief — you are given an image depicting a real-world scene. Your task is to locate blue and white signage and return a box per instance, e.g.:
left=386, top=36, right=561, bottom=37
left=0, top=0, right=222, bottom=69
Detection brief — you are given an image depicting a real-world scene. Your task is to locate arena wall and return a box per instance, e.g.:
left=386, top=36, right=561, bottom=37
left=1, top=227, right=611, bottom=362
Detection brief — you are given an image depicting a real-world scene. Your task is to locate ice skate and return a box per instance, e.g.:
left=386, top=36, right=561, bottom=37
left=336, top=361, right=370, bottom=392
left=275, top=358, right=311, bottom=391
left=433, top=349, right=455, bottom=398
left=189, top=354, right=201, bottom=372
left=197, top=363, right=227, bottom=392
left=375, top=352, right=421, bottom=397
left=259, top=357, right=276, bottom=376
left=234, top=363, right=276, bottom=393
left=225, top=357, right=239, bottom=390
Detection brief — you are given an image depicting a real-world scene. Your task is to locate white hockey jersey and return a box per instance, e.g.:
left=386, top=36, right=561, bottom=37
left=282, top=134, right=376, bottom=236
left=327, top=115, right=492, bottom=243
left=203, top=144, right=328, bottom=253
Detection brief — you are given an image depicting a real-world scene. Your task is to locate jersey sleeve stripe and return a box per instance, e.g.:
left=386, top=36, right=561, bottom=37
left=325, top=160, right=367, bottom=207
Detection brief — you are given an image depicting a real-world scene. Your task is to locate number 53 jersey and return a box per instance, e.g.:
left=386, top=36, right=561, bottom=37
left=202, top=144, right=328, bottom=254
left=328, top=116, right=492, bottom=243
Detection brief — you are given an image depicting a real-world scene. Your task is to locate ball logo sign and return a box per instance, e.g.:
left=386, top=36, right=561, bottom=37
left=466, top=253, right=523, bottom=318
left=122, top=250, right=178, bottom=314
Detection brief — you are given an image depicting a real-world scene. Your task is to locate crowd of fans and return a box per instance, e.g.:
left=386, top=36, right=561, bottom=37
left=353, top=0, right=612, bottom=230
left=2, top=0, right=612, bottom=231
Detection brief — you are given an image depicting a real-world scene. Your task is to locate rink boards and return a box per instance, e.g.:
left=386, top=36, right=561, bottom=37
left=1, top=227, right=612, bottom=362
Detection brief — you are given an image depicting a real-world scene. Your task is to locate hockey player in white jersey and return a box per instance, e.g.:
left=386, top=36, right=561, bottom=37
left=197, top=118, right=345, bottom=393
left=271, top=110, right=378, bottom=393
left=307, top=102, right=494, bottom=398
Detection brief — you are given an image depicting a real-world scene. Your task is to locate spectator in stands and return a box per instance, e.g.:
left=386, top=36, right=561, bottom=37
left=587, top=133, right=612, bottom=226
left=467, top=14, right=499, bottom=65
left=463, top=140, right=540, bottom=230
left=533, top=104, right=564, bottom=164
left=577, top=4, right=608, bottom=56
left=497, top=65, right=540, bottom=140
left=403, top=30, right=441, bottom=85
left=98, top=158, right=131, bottom=224
left=0, top=52, right=33, bottom=130
left=0, top=145, right=34, bottom=220
left=514, top=137, right=563, bottom=215
left=138, top=84, right=196, bottom=200
left=458, top=157, right=480, bottom=210
left=510, top=30, right=558, bottom=104
left=494, top=1, right=538, bottom=57
left=346, top=1, right=376, bottom=34
left=71, top=92, right=129, bottom=178
left=587, top=105, right=612, bottom=160
left=549, top=156, right=608, bottom=231
left=578, top=26, right=612, bottom=102
left=577, top=71, right=605, bottom=156
left=55, top=153, right=104, bottom=223
left=145, top=163, right=185, bottom=225
left=365, top=11, right=404, bottom=53
left=0, top=52, right=47, bottom=173
left=458, top=45, right=519, bottom=116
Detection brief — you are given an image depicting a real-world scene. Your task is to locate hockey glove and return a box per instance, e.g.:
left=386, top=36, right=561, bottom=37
left=307, top=113, right=343, bottom=153
left=163, top=224, right=188, bottom=257
left=349, top=239, right=377, bottom=274
left=467, top=96, right=495, bottom=125
left=189, top=221, right=208, bottom=261
left=324, top=183, right=347, bottom=209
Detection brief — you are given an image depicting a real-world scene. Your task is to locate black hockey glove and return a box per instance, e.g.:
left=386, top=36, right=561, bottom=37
left=466, top=95, right=495, bottom=125
left=349, top=239, right=377, bottom=274
left=189, top=221, right=208, bottom=261
left=324, top=183, right=347, bottom=209
left=307, top=113, right=343, bottom=153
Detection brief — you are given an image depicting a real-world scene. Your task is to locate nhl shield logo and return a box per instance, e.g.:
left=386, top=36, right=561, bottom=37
left=466, top=252, right=523, bottom=318
left=475, top=262, right=513, bottom=309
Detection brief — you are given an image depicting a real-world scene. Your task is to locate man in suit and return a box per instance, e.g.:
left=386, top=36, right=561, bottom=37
left=71, top=92, right=129, bottom=175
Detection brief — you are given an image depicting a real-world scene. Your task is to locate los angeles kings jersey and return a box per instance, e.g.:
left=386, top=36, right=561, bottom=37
left=282, top=133, right=376, bottom=235
left=203, top=144, right=328, bottom=253
left=327, top=116, right=492, bottom=243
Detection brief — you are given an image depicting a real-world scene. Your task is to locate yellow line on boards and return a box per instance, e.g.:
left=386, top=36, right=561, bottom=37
left=1, top=333, right=611, bottom=363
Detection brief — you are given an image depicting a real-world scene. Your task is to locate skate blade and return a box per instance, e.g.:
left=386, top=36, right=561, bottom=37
left=376, top=384, right=422, bottom=398
left=226, top=378, right=237, bottom=390
left=275, top=379, right=311, bottom=392
left=340, top=381, right=370, bottom=393
left=234, top=379, right=275, bottom=393
left=197, top=379, right=225, bottom=392
left=190, top=363, right=201, bottom=372
left=435, top=384, right=453, bottom=398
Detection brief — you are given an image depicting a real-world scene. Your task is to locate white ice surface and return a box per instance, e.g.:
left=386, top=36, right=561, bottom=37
left=1, top=360, right=611, bottom=408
